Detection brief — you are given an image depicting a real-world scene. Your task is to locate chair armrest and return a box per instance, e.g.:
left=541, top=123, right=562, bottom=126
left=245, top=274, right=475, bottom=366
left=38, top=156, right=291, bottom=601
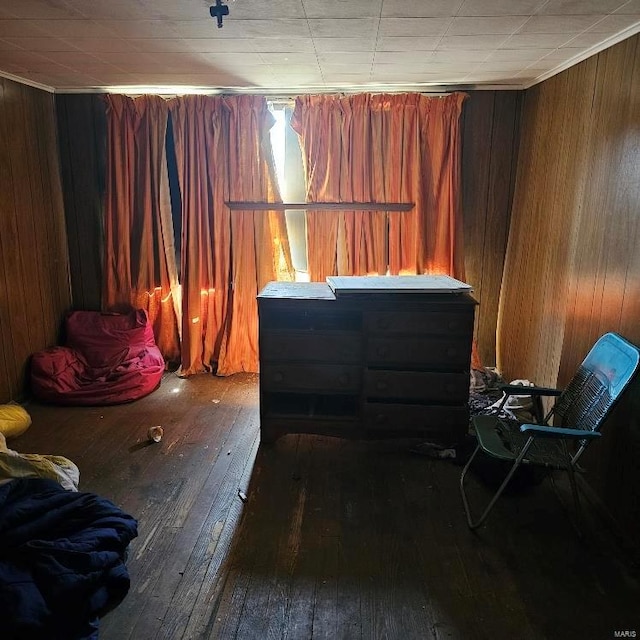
left=519, top=424, right=602, bottom=439
left=499, top=384, right=562, bottom=396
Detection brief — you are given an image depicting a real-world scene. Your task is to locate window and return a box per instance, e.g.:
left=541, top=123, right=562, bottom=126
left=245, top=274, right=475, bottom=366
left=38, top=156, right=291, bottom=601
left=268, top=103, right=309, bottom=281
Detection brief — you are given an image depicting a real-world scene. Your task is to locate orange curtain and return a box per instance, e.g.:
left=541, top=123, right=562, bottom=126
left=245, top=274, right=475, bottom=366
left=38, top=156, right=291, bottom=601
left=169, top=95, right=292, bottom=376
left=290, top=92, right=467, bottom=280
left=167, top=95, right=228, bottom=377
left=103, top=94, right=181, bottom=361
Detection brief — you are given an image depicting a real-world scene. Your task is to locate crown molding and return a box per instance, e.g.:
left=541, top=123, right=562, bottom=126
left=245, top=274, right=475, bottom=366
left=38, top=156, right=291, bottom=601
left=523, top=21, right=640, bottom=89
left=0, top=71, right=54, bottom=93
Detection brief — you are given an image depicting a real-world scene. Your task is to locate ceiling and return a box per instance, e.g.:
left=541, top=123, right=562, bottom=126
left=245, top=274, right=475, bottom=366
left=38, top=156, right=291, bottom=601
left=0, top=0, right=639, bottom=94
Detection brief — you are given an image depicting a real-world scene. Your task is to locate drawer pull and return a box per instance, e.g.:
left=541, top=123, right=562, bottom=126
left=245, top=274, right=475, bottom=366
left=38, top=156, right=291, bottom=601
left=376, top=380, right=389, bottom=391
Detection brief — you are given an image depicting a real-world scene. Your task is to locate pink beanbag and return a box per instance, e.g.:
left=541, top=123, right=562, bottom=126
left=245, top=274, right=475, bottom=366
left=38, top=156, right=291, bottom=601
left=31, top=309, right=164, bottom=405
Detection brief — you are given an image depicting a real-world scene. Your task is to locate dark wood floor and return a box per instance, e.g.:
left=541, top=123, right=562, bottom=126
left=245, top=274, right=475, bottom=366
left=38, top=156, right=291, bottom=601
left=12, top=373, right=640, bottom=640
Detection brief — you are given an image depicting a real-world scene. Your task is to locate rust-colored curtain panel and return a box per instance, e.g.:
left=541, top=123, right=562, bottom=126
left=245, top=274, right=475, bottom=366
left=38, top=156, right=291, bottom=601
left=220, top=96, right=293, bottom=375
left=167, top=95, right=228, bottom=377
left=103, top=94, right=180, bottom=361
left=291, top=92, right=467, bottom=280
left=169, top=95, right=292, bottom=376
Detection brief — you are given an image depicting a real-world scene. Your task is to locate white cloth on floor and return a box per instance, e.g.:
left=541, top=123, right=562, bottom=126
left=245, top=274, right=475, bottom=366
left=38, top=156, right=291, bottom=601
left=0, top=433, right=79, bottom=491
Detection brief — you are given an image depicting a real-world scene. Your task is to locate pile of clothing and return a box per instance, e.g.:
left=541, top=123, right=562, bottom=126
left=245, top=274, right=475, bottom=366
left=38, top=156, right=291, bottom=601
left=0, top=478, right=137, bottom=639
left=0, top=410, right=138, bottom=639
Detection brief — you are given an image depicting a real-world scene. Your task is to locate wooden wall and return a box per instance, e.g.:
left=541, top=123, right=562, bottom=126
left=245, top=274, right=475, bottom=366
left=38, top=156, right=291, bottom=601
left=55, top=94, right=106, bottom=311
left=0, top=78, right=71, bottom=402
left=461, top=91, right=521, bottom=367
left=498, top=34, right=640, bottom=539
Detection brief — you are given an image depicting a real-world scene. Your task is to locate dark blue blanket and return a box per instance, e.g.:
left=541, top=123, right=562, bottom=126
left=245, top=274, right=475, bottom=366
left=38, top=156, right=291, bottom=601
left=0, top=478, right=138, bottom=639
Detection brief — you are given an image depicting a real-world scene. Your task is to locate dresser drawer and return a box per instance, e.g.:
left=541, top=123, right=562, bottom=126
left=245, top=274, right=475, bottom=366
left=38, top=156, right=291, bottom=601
left=363, top=403, right=469, bottom=438
left=364, top=370, right=469, bottom=403
left=260, top=307, right=361, bottom=331
left=365, top=310, right=474, bottom=335
left=260, top=330, right=362, bottom=363
left=261, top=363, right=360, bottom=392
left=366, top=336, right=471, bottom=369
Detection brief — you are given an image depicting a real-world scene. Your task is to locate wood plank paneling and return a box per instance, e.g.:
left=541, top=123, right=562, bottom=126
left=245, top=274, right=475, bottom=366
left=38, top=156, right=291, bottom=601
left=0, top=80, right=37, bottom=396
left=498, top=34, right=640, bottom=540
left=55, top=94, right=106, bottom=311
left=498, top=58, right=599, bottom=385
left=36, top=89, right=73, bottom=331
left=462, top=91, right=521, bottom=367
left=0, top=79, right=17, bottom=401
left=0, top=78, right=70, bottom=402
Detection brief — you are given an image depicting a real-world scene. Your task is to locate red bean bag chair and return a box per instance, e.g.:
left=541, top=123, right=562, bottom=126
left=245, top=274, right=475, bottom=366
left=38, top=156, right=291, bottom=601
left=30, top=309, right=165, bottom=405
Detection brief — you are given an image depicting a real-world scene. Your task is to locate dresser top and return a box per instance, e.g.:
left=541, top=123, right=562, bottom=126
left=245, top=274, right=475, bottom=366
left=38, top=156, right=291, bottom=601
left=258, top=281, right=335, bottom=300
left=259, top=277, right=477, bottom=307
left=327, top=275, right=473, bottom=295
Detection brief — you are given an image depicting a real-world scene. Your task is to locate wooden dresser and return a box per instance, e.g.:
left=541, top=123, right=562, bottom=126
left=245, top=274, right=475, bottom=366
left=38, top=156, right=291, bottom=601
left=258, top=276, right=476, bottom=445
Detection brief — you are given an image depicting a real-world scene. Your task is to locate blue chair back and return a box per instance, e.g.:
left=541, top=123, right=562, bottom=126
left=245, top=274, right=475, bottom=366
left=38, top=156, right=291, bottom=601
left=553, top=333, right=640, bottom=433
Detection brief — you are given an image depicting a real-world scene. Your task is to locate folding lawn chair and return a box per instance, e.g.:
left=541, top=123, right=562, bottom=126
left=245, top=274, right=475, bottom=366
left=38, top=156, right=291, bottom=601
left=460, top=332, right=640, bottom=530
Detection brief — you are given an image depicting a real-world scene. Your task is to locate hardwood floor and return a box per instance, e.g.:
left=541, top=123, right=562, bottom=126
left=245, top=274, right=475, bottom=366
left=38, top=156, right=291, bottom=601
left=11, top=373, right=640, bottom=639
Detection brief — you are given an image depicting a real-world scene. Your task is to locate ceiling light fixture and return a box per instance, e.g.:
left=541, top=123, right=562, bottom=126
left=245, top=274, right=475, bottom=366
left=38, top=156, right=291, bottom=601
left=209, top=0, right=230, bottom=28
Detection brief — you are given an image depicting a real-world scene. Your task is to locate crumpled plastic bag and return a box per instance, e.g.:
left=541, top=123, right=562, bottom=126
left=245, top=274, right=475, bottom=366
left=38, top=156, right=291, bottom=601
left=488, top=379, right=537, bottom=422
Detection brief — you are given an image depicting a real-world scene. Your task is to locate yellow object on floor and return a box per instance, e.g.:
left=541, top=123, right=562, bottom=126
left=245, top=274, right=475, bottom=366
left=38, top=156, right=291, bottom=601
left=0, top=403, right=32, bottom=438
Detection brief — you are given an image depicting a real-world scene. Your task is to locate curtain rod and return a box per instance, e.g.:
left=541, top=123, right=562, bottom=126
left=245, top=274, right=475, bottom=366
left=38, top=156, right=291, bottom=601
left=226, top=202, right=414, bottom=212
left=267, top=91, right=452, bottom=102
left=103, top=88, right=454, bottom=101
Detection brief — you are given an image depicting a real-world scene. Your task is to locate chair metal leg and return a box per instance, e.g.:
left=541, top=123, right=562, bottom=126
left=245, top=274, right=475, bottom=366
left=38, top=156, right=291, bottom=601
left=566, top=462, right=584, bottom=537
left=549, top=466, right=585, bottom=540
left=559, top=440, right=584, bottom=533
left=567, top=467, right=581, bottom=512
left=460, top=437, right=535, bottom=530
left=460, top=444, right=483, bottom=529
